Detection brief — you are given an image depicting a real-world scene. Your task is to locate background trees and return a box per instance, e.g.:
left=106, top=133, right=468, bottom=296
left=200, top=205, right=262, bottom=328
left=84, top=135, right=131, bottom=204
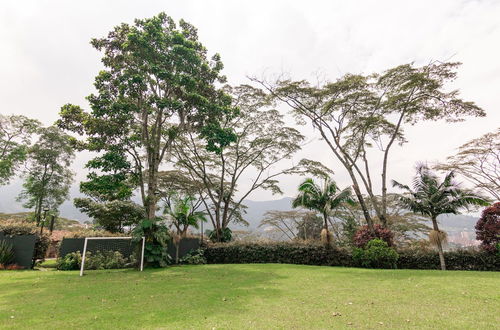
left=174, top=85, right=328, bottom=241
left=57, top=12, right=237, bottom=223
left=392, top=164, right=489, bottom=270
left=17, top=126, right=74, bottom=225
left=475, top=202, right=500, bottom=253
left=254, top=62, right=486, bottom=231
left=259, top=210, right=322, bottom=241
left=436, top=128, right=499, bottom=201
left=0, top=114, right=40, bottom=186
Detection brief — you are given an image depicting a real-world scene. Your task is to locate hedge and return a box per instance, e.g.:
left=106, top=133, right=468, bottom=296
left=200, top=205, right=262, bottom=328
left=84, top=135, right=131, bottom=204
left=204, top=242, right=500, bottom=271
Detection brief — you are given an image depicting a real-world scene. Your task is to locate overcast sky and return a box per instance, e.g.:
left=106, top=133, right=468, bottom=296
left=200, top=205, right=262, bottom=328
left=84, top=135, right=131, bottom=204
left=1, top=0, right=499, bottom=204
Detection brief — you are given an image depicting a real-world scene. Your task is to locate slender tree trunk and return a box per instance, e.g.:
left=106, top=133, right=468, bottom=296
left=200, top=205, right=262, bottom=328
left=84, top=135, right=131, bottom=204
left=322, top=212, right=331, bottom=246
left=431, top=216, right=446, bottom=271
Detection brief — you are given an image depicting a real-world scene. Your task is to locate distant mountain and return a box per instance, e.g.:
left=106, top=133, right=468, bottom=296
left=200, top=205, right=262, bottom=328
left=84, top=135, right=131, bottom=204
left=0, top=181, right=480, bottom=233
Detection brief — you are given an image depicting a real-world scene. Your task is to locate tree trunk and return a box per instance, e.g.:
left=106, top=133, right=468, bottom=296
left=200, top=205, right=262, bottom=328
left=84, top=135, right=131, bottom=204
left=323, top=212, right=331, bottom=246
left=431, top=216, right=446, bottom=271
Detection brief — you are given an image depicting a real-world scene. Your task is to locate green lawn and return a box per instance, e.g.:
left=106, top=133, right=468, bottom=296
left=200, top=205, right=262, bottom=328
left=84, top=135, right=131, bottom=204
left=1, top=264, right=499, bottom=329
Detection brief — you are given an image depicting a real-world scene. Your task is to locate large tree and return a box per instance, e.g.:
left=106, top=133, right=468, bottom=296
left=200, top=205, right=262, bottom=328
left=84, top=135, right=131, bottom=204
left=392, top=164, right=489, bottom=270
left=436, top=128, right=499, bottom=201
left=57, top=13, right=237, bottom=221
left=0, top=114, right=40, bottom=185
left=254, top=62, right=486, bottom=231
left=17, top=126, right=75, bottom=225
left=174, top=85, right=329, bottom=241
left=292, top=177, right=354, bottom=245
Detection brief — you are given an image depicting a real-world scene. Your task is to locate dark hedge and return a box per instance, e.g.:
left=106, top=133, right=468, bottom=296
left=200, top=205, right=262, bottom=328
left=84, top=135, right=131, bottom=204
left=204, top=242, right=500, bottom=271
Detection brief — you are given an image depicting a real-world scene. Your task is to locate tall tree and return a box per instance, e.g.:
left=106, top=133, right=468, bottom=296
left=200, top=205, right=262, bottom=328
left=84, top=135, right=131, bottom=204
left=174, top=85, right=330, bottom=241
left=392, top=164, right=489, bottom=270
left=57, top=13, right=237, bottom=221
left=0, top=114, right=40, bottom=185
left=17, top=126, right=75, bottom=225
left=435, top=128, right=500, bottom=201
left=292, top=177, right=354, bottom=245
left=254, top=62, right=486, bottom=230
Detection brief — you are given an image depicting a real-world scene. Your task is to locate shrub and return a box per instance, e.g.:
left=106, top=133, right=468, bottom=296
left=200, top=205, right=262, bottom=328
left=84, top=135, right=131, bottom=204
left=56, top=250, right=129, bottom=270
left=397, top=247, right=500, bottom=271
left=353, top=224, right=394, bottom=248
left=352, top=239, right=399, bottom=269
left=475, top=202, right=500, bottom=253
left=204, top=241, right=353, bottom=267
left=0, top=240, right=15, bottom=266
left=132, top=218, right=171, bottom=267
left=57, top=251, right=82, bottom=270
left=180, top=248, right=207, bottom=265
left=209, top=227, right=232, bottom=243
left=67, top=229, right=127, bottom=238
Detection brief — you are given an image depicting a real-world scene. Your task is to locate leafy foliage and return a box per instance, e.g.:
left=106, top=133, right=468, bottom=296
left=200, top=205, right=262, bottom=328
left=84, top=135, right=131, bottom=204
left=132, top=218, right=171, bottom=267
left=292, top=177, right=354, bottom=244
left=436, top=128, right=500, bottom=200
left=56, top=252, right=81, bottom=270
left=353, top=224, right=395, bottom=248
left=475, top=202, right=500, bottom=253
left=179, top=248, right=207, bottom=265
left=0, top=114, right=40, bottom=185
left=56, top=250, right=131, bottom=270
left=0, top=220, right=50, bottom=261
left=208, top=227, right=232, bottom=243
left=0, top=240, right=15, bottom=266
left=352, top=239, right=399, bottom=269
left=393, top=164, right=490, bottom=270
left=17, top=126, right=75, bottom=225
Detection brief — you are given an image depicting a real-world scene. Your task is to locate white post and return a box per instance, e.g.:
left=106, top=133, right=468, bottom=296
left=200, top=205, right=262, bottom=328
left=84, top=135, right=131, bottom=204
left=79, top=237, right=88, bottom=277
left=140, top=236, right=145, bottom=272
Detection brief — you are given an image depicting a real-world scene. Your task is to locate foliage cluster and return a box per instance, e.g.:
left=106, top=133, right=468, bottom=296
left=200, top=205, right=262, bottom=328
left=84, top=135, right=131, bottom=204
left=0, top=240, right=15, bottom=266
left=132, top=218, right=171, bottom=267
left=179, top=248, right=207, bottom=265
left=475, top=202, right=500, bottom=253
left=353, top=224, right=394, bottom=248
left=204, top=242, right=499, bottom=271
left=352, top=239, right=399, bottom=269
left=56, top=250, right=131, bottom=270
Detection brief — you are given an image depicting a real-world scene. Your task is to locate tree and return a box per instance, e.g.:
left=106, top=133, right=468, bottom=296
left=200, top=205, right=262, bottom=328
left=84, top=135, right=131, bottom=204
left=0, top=114, right=40, bottom=185
left=57, top=12, right=237, bottom=222
left=475, top=202, right=500, bottom=253
left=258, top=210, right=321, bottom=241
left=254, top=62, right=486, bottom=230
left=292, top=177, right=354, bottom=245
left=436, top=128, right=500, bottom=201
left=17, top=126, right=75, bottom=225
left=392, top=164, right=489, bottom=270
left=174, top=85, right=330, bottom=241
left=164, top=195, right=207, bottom=263
left=73, top=199, right=145, bottom=232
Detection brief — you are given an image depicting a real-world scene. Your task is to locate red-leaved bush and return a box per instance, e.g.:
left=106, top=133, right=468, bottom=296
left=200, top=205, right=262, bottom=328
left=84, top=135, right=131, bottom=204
left=475, top=202, right=500, bottom=253
left=353, top=224, right=394, bottom=248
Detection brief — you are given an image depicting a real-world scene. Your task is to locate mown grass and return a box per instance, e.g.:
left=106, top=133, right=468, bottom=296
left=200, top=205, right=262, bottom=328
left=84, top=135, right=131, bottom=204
left=0, top=264, right=499, bottom=329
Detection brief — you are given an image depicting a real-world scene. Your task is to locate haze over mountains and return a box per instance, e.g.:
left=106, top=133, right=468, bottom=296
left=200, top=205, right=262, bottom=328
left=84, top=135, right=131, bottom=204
left=0, top=180, right=480, bottom=235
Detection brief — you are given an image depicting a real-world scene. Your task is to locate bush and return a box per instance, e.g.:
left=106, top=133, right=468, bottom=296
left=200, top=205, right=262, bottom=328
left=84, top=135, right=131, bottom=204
left=67, top=229, right=127, bottom=239
left=352, top=239, right=399, bottom=269
left=475, top=202, right=500, bottom=253
left=180, top=248, right=207, bottom=265
left=208, top=227, right=232, bottom=243
left=204, top=242, right=353, bottom=267
left=353, top=224, right=394, bottom=248
left=57, top=251, right=82, bottom=270
left=0, top=220, right=50, bottom=262
left=132, top=218, right=171, bottom=268
left=0, top=240, right=15, bottom=266
left=56, top=250, right=130, bottom=270
left=397, top=247, right=500, bottom=271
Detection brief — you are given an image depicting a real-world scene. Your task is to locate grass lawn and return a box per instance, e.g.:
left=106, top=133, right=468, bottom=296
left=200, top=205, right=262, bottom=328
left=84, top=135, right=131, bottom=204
left=0, top=264, right=499, bottom=329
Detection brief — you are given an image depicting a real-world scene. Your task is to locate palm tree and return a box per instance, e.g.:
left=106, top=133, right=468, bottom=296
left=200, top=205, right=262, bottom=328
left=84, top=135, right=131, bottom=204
left=292, top=177, right=355, bottom=245
left=392, top=164, right=489, bottom=270
left=164, top=195, right=207, bottom=263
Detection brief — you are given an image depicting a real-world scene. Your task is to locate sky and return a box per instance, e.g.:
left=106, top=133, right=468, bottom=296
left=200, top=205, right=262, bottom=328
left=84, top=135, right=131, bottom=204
left=1, top=0, right=499, bottom=207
